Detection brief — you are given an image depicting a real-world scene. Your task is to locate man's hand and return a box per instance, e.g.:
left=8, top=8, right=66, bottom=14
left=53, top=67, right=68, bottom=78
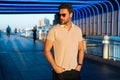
left=54, top=66, right=65, bottom=74
left=75, top=65, right=82, bottom=71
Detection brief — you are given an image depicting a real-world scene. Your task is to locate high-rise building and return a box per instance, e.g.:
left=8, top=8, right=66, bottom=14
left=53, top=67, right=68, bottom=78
left=39, top=18, right=50, bottom=27
left=44, top=18, right=50, bottom=26
left=39, top=18, right=45, bottom=27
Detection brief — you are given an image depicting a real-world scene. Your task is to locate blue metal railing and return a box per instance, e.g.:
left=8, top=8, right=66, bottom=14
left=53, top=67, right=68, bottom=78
left=86, top=36, right=120, bottom=61
left=108, top=36, right=120, bottom=61
left=86, top=36, right=103, bottom=56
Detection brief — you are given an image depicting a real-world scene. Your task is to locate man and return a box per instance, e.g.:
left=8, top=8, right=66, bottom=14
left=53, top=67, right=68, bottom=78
left=6, top=25, right=11, bottom=38
left=14, top=28, right=17, bottom=35
left=0, top=30, right=1, bottom=37
left=32, top=27, right=37, bottom=44
left=44, top=4, right=84, bottom=80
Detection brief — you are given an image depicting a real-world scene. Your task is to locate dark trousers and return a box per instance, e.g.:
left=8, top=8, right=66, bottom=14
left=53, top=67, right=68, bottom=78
left=53, top=70, right=81, bottom=80
left=33, top=34, right=36, bottom=44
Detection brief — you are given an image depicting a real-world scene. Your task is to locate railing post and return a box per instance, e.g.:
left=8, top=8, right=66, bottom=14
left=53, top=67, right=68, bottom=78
left=39, top=30, right=42, bottom=41
left=25, top=31, right=28, bottom=37
left=102, top=35, right=109, bottom=59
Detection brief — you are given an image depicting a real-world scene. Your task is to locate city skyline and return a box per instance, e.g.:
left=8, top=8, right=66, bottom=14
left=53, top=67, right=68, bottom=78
left=0, top=14, right=55, bottom=31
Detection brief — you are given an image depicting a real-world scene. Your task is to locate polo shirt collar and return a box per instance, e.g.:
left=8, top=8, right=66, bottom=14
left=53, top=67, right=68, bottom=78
left=60, top=22, right=74, bottom=28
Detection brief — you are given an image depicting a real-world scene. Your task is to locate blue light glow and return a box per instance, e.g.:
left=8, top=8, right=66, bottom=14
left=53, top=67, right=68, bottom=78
left=97, top=3, right=104, bottom=35
left=85, top=7, right=91, bottom=35
left=75, top=9, right=81, bottom=27
left=87, top=6, right=95, bottom=35
left=106, top=1, right=114, bottom=36
left=92, top=5, right=99, bottom=35
left=114, top=0, right=120, bottom=36
left=81, top=8, right=87, bottom=35
left=78, top=9, right=84, bottom=32
left=1, top=0, right=106, bottom=4
left=101, top=2, right=108, bottom=35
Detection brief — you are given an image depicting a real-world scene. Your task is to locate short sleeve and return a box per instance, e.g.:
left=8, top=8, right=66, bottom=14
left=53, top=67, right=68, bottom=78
left=46, top=28, right=55, bottom=41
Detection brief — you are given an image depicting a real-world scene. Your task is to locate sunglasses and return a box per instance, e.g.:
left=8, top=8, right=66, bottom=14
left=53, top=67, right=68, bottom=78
left=59, top=13, right=66, bottom=17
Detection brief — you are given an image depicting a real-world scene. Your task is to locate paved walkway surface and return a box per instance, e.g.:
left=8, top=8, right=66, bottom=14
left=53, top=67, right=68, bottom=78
left=0, top=34, right=120, bottom=80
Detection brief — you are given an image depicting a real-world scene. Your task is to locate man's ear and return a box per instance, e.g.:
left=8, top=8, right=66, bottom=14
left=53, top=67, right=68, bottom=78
left=70, top=12, right=73, bottom=18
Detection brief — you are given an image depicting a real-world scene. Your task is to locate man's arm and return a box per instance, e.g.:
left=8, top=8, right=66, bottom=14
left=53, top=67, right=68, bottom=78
left=44, top=40, right=64, bottom=73
left=75, top=41, right=85, bottom=71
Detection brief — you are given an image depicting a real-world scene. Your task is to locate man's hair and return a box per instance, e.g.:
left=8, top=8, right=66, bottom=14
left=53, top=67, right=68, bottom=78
left=59, top=4, right=73, bottom=13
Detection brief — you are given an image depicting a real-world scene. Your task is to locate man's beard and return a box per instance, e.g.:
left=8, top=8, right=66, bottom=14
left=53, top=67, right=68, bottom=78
left=60, top=20, right=69, bottom=25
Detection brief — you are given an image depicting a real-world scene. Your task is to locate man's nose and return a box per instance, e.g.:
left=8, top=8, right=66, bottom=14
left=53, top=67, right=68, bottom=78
left=60, top=16, right=64, bottom=19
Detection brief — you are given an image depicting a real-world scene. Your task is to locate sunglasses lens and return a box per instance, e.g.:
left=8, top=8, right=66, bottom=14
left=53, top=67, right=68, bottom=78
left=59, top=14, right=66, bottom=17
left=62, top=14, right=65, bottom=17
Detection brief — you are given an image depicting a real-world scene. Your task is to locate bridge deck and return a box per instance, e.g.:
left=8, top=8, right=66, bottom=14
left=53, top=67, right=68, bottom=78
left=0, top=34, right=120, bottom=80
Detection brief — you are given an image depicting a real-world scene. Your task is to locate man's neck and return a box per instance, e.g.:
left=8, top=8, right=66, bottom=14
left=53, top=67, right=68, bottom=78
left=64, top=22, right=72, bottom=30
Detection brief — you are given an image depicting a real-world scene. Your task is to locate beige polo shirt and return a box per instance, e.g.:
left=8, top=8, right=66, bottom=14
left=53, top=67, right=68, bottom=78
left=47, top=23, right=83, bottom=70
